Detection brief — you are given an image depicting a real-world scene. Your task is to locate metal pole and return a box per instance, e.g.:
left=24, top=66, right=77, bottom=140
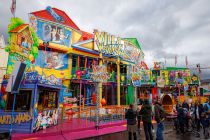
left=79, top=80, right=82, bottom=118
left=95, top=82, right=100, bottom=130
left=10, top=76, right=15, bottom=134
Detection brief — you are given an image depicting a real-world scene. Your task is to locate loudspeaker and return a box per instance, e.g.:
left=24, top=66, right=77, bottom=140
left=6, top=61, right=26, bottom=93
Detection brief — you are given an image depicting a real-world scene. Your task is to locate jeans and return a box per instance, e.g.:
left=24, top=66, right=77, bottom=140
left=156, top=122, right=164, bottom=140
left=143, top=122, right=153, bottom=140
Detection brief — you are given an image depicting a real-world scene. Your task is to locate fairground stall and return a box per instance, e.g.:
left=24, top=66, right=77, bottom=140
left=150, top=64, right=206, bottom=113
left=0, top=7, right=67, bottom=133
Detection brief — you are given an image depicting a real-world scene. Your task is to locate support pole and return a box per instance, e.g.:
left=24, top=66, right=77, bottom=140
left=95, top=82, right=100, bottom=130
left=134, top=87, right=137, bottom=110
left=99, top=53, right=103, bottom=102
left=117, top=57, right=121, bottom=106
left=10, top=76, right=15, bottom=134
left=79, top=80, right=82, bottom=118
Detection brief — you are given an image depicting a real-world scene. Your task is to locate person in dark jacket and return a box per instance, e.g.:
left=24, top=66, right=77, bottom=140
left=194, top=100, right=204, bottom=133
left=182, top=100, right=190, bottom=130
left=140, top=100, right=153, bottom=140
left=177, top=104, right=185, bottom=134
left=125, top=104, right=137, bottom=140
left=137, top=104, right=142, bottom=134
left=154, top=100, right=165, bottom=140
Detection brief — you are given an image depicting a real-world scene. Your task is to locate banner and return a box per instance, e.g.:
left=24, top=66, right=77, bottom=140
left=90, top=65, right=109, bottom=82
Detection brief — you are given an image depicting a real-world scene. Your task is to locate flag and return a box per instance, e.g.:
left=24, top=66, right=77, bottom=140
left=185, top=56, right=188, bottom=67
left=175, top=55, right=177, bottom=66
left=10, top=0, right=16, bottom=17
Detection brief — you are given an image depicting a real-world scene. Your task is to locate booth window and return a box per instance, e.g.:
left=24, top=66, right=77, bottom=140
left=38, top=90, right=58, bottom=111
left=6, top=90, right=32, bottom=111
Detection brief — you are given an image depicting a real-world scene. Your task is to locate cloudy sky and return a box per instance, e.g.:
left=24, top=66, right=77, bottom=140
left=1, top=0, right=210, bottom=78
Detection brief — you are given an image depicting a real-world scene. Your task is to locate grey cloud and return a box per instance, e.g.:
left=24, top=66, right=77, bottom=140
left=0, top=0, right=210, bottom=78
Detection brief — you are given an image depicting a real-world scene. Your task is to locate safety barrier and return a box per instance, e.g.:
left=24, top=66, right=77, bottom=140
left=62, top=104, right=128, bottom=123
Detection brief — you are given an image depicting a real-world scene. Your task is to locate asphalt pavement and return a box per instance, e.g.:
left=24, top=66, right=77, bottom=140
left=84, top=122, right=209, bottom=140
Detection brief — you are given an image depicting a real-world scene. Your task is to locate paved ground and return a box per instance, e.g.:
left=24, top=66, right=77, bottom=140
left=84, top=122, right=209, bottom=140
left=84, top=130, right=208, bottom=140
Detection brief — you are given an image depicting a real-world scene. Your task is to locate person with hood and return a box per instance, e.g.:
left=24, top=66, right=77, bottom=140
left=154, top=100, right=166, bottom=140
left=125, top=104, right=137, bottom=140
left=139, top=99, right=153, bottom=140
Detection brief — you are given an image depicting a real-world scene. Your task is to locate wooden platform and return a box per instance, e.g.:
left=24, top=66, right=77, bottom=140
left=12, top=119, right=127, bottom=140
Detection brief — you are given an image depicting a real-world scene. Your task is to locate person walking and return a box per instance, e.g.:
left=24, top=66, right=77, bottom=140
left=139, top=99, right=153, bottom=140
left=154, top=100, right=166, bottom=140
left=194, top=100, right=204, bottom=137
left=137, top=104, right=141, bottom=134
left=125, top=104, right=137, bottom=140
left=177, top=104, right=185, bottom=135
left=182, top=100, right=190, bottom=131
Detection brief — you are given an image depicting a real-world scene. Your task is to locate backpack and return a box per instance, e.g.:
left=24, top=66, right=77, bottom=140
left=183, top=108, right=188, bottom=118
left=159, top=107, right=166, bottom=119
left=204, top=103, right=209, bottom=113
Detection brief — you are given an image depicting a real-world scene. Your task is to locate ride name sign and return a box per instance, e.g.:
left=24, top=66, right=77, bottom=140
left=94, top=29, right=124, bottom=57
left=90, top=65, right=109, bottom=83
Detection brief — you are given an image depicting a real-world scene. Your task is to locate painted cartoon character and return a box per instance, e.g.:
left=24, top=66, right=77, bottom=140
left=34, top=112, right=42, bottom=131
left=53, top=110, right=58, bottom=125
left=51, top=27, right=57, bottom=41
left=58, top=29, right=69, bottom=45
left=21, top=37, right=29, bottom=49
left=41, top=112, right=48, bottom=129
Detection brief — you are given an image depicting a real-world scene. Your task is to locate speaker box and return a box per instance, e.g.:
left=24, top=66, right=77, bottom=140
left=6, top=61, right=26, bottom=93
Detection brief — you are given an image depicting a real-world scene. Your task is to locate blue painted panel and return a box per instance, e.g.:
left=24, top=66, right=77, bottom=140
left=35, top=50, right=68, bottom=70
left=0, top=111, right=33, bottom=133
left=36, top=20, right=71, bottom=47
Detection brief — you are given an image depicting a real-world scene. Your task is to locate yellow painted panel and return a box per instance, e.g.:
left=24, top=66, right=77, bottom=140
left=71, top=30, right=82, bottom=44
left=38, top=40, right=69, bottom=52
left=80, top=41, right=94, bottom=50
left=35, top=66, right=70, bottom=79
left=68, top=48, right=99, bottom=58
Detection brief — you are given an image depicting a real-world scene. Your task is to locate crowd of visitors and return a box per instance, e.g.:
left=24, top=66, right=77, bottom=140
left=125, top=98, right=210, bottom=140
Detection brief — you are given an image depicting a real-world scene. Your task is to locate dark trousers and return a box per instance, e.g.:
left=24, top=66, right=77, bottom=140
left=179, top=121, right=184, bottom=134
left=196, top=119, right=201, bottom=132
left=143, top=122, right=153, bottom=140
left=138, top=120, right=141, bottom=130
left=184, top=117, right=189, bottom=129
left=128, top=132, right=137, bottom=140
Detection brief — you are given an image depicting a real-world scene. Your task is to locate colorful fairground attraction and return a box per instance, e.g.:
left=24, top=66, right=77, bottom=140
left=0, top=3, right=209, bottom=140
